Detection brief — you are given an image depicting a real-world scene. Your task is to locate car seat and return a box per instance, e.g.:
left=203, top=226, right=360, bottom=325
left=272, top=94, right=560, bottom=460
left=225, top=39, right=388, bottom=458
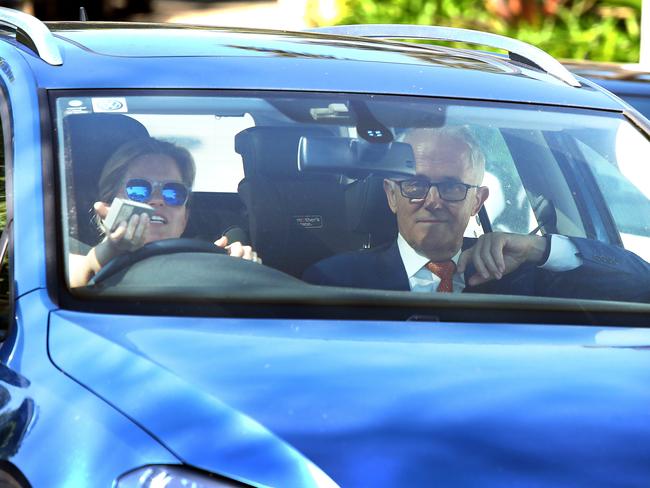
left=235, top=126, right=370, bottom=276
left=344, top=174, right=398, bottom=248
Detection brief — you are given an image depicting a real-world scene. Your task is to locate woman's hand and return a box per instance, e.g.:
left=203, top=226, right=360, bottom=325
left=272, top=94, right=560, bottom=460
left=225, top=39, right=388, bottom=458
left=95, top=201, right=150, bottom=252
left=214, top=235, right=261, bottom=264
left=93, top=201, right=150, bottom=270
left=69, top=201, right=151, bottom=287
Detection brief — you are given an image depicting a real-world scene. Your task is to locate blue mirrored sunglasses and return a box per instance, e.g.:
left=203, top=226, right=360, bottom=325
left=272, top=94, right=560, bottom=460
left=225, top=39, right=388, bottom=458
left=125, top=178, right=189, bottom=206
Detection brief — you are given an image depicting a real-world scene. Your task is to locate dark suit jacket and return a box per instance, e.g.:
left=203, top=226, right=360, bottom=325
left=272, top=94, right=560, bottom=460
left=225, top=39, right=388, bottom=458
left=302, top=236, right=650, bottom=302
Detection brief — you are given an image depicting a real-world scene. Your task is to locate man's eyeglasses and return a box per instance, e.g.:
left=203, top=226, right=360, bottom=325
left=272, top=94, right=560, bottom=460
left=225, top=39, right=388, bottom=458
left=125, top=178, right=189, bottom=206
left=395, top=179, right=479, bottom=202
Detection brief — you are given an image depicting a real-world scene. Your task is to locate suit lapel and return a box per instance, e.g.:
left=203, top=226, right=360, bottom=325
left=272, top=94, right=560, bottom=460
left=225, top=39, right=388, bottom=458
left=378, top=240, right=411, bottom=291
left=462, top=237, right=477, bottom=251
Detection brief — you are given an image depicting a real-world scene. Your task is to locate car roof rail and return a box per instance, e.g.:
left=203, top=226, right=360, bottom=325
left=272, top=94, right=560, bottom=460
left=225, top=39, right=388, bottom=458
left=0, top=7, right=62, bottom=66
left=308, top=24, right=581, bottom=87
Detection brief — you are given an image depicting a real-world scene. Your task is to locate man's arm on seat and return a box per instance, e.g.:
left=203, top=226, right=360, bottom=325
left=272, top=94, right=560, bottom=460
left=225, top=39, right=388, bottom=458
left=458, top=232, right=650, bottom=301
left=535, top=236, right=650, bottom=301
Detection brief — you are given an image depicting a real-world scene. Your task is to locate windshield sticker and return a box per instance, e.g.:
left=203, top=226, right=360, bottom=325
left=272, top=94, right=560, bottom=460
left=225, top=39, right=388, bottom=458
left=294, top=215, right=323, bottom=229
left=63, top=99, right=91, bottom=115
left=91, top=97, right=128, bottom=113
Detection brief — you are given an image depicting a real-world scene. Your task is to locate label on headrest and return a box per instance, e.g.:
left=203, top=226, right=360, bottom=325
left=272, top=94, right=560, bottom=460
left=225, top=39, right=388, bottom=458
left=293, top=215, right=323, bottom=229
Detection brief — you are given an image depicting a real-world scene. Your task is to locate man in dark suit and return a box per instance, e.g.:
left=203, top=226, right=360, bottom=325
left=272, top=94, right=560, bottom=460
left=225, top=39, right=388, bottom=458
left=303, top=126, right=650, bottom=301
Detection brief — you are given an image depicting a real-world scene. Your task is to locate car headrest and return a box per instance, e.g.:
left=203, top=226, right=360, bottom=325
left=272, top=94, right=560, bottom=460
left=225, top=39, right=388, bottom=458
left=345, top=175, right=397, bottom=246
left=234, top=126, right=333, bottom=178
left=65, top=113, right=150, bottom=183
left=64, top=113, right=150, bottom=245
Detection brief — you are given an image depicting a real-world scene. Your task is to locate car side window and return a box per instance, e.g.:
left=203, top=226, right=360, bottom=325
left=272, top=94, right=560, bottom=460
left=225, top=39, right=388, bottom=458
left=468, top=126, right=539, bottom=236
left=574, top=132, right=650, bottom=261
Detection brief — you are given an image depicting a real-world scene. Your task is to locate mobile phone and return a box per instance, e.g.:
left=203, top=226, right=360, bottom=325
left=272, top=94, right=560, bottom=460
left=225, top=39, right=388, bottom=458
left=103, top=197, right=155, bottom=232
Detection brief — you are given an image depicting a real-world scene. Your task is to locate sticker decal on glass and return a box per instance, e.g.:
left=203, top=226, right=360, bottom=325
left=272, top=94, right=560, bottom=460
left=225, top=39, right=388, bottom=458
left=63, top=99, right=91, bottom=115
left=91, top=97, right=128, bottom=113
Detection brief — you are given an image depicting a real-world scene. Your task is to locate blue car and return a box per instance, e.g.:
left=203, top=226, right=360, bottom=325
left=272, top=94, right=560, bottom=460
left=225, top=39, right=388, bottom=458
left=0, top=9, right=649, bottom=488
left=564, top=60, right=650, bottom=120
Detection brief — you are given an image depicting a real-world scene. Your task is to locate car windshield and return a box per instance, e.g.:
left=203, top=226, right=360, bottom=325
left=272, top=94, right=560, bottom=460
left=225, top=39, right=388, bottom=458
left=54, top=91, right=650, bottom=307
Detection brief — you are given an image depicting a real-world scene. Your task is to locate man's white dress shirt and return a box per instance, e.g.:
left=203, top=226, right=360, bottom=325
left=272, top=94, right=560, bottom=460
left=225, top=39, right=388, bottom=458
left=397, top=233, right=581, bottom=293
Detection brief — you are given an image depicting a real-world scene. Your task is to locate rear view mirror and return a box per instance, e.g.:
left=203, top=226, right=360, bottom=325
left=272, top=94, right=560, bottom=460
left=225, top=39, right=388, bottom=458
left=298, top=136, right=416, bottom=177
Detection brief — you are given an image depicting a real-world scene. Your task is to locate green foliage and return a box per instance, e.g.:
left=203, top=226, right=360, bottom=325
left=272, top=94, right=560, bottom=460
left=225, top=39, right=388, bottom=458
left=333, top=0, right=641, bottom=62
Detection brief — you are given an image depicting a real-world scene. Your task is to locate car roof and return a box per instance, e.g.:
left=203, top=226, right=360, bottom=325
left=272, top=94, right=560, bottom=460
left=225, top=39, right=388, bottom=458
left=0, top=19, right=625, bottom=110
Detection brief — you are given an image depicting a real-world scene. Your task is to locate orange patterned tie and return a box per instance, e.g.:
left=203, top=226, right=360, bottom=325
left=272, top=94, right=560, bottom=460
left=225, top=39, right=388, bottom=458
left=425, top=260, right=456, bottom=293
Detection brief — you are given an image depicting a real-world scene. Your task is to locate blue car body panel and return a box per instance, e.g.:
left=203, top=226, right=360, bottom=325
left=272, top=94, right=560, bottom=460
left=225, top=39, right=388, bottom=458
left=0, top=18, right=648, bottom=487
left=564, top=61, right=650, bottom=120
left=48, top=310, right=650, bottom=486
left=3, top=290, right=180, bottom=486
left=0, top=42, right=48, bottom=298
left=48, top=310, right=336, bottom=488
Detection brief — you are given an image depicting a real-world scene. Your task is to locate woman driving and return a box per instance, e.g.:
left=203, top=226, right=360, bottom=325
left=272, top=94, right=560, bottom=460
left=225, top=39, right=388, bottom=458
left=69, top=136, right=258, bottom=287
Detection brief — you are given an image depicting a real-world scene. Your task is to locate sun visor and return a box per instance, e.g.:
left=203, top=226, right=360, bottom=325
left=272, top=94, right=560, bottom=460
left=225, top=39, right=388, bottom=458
left=298, top=136, right=416, bottom=177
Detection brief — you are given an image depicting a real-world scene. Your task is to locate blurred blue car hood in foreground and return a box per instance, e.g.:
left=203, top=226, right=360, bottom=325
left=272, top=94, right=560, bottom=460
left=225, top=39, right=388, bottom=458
left=48, top=311, right=650, bottom=487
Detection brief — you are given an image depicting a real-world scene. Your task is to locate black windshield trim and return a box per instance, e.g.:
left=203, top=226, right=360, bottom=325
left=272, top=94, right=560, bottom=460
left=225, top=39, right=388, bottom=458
left=60, top=284, right=650, bottom=327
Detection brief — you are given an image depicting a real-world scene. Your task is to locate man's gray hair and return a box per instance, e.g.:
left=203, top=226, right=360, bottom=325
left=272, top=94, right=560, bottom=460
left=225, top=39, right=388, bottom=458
left=400, top=125, right=486, bottom=174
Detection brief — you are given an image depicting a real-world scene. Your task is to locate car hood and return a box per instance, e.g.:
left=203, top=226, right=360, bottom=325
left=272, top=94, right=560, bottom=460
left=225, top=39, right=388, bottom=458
left=49, top=311, right=650, bottom=487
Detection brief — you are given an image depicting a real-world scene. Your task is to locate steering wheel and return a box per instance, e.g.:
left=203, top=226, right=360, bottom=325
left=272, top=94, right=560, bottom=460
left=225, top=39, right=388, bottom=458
left=89, top=238, right=226, bottom=286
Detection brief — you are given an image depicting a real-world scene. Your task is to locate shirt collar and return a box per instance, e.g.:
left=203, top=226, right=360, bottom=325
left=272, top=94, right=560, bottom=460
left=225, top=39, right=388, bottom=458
left=397, top=233, right=461, bottom=279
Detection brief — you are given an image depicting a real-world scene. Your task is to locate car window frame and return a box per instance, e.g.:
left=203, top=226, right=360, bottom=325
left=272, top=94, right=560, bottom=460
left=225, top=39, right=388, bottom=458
left=46, top=88, right=650, bottom=327
left=544, top=128, right=622, bottom=244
